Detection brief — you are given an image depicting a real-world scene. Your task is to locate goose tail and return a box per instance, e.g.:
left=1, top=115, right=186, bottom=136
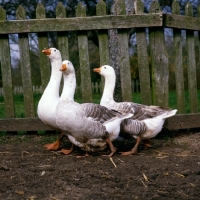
left=162, top=109, right=178, bottom=119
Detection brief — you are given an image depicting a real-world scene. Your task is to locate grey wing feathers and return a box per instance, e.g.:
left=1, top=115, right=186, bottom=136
left=81, top=103, right=123, bottom=123
left=115, top=102, right=173, bottom=121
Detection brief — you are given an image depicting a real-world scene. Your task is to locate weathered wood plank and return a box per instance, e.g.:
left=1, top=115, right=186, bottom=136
left=135, top=0, right=152, bottom=105
left=0, top=114, right=199, bottom=131
left=164, top=113, right=200, bottom=130
left=116, top=0, right=132, bottom=102
left=76, top=3, right=92, bottom=103
left=36, top=3, right=50, bottom=91
left=0, top=118, right=53, bottom=131
left=16, top=6, right=35, bottom=118
left=0, top=14, right=163, bottom=34
left=0, top=7, right=15, bottom=118
left=56, top=2, right=69, bottom=61
left=164, top=14, right=200, bottom=31
left=185, top=3, right=198, bottom=113
left=96, top=0, right=109, bottom=91
left=149, top=1, right=169, bottom=107
left=172, top=0, right=185, bottom=114
left=97, top=0, right=110, bottom=66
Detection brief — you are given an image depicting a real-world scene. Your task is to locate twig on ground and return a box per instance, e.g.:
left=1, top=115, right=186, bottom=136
left=50, top=194, right=59, bottom=200
left=152, top=150, right=169, bottom=155
left=37, top=165, right=51, bottom=168
left=117, top=158, right=124, bottom=163
left=174, top=171, right=185, bottom=178
left=142, top=172, right=149, bottom=182
left=109, top=157, right=117, bottom=168
left=177, top=191, right=189, bottom=197
left=141, top=180, right=148, bottom=188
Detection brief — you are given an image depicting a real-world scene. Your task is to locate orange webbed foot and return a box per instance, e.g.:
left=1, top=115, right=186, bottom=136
left=44, top=140, right=60, bottom=151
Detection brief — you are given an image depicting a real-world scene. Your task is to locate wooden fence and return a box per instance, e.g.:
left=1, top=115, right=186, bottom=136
left=0, top=0, right=200, bottom=132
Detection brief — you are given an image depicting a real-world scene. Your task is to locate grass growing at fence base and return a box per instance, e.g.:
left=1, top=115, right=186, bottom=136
left=0, top=91, right=199, bottom=120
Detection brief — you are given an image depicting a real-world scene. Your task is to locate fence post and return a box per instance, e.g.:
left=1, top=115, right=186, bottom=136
left=172, top=0, right=185, bottom=113
left=76, top=3, right=92, bottom=103
left=149, top=1, right=169, bottom=107
left=0, top=7, right=15, bottom=118
left=16, top=6, right=35, bottom=118
left=135, top=0, right=152, bottom=105
left=185, top=2, right=198, bottom=113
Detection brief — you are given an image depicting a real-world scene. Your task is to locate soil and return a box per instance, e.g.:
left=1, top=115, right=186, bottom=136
left=0, top=129, right=200, bottom=200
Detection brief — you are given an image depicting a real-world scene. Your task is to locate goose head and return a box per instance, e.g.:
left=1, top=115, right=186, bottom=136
left=60, top=60, right=75, bottom=75
left=93, top=65, right=115, bottom=78
left=42, top=47, right=61, bottom=61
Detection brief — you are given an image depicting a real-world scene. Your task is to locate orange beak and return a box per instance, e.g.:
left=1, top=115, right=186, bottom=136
left=93, top=67, right=101, bottom=74
left=60, top=63, right=67, bottom=71
left=42, top=48, right=51, bottom=55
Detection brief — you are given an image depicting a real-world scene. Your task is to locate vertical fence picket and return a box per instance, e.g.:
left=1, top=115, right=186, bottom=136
left=56, top=2, right=69, bottom=61
left=149, top=1, right=169, bottom=107
left=36, top=3, right=50, bottom=91
left=0, top=7, right=15, bottom=118
left=135, top=0, right=152, bottom=105
left=96, top=0, right=110, bottom=66
left=96, top=0, right=109, bottom=92
left=172, top=0, right=185, bottom=113
left=16, top=6, right=35, bottom=118
left=115, top=0, right=132, bottom=102
left=185, top=3, right=198, bottom=113
left=76, top=3, right=92, bottom=103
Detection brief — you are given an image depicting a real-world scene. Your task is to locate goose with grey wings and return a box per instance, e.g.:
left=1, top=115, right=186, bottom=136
left=54, top=60, right=133, bottom=157
left=93, top=65, right=177, bottom=156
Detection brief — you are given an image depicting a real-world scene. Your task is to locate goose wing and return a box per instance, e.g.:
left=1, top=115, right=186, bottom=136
left=81, top=103, right=124, bottom=124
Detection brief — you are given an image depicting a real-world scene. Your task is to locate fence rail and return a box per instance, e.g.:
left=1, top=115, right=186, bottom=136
left=0, top=80, right=141, bottom=96
left=0, top=0, right=200, bottom=131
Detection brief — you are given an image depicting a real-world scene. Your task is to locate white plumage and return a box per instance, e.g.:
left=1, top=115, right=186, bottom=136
left=93, top=65, right=177, bottom=155
left=55, top=60, right=133, bottom=157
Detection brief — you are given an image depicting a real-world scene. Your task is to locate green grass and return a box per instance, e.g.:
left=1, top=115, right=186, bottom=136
left=0, top=90, right=199, bottom=119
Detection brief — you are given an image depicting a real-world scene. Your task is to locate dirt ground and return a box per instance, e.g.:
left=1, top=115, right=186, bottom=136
left=0, top=129, right=200, bottom=200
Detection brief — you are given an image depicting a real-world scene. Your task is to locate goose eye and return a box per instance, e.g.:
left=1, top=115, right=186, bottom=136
left=104, top=67, right=106, bottom=69
left=54, top=49, right=56, bottom=52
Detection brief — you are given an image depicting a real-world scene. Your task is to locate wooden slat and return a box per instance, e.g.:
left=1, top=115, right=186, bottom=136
left=0, top=118, right=53, bottom=131
left=149, top=1, right=169, bottom=107
left=97, top=0, right=110, bottom=66
left=0, top=114, right=199, bottom=131
left=116, top=0, right=132, bottom=102
left=96, top=0, right=109, bottom=91
left=0, top=7, right=15, bottom=118
left=164, top=14, right=200, bottom=31
left=36, top=3, right=50, bottom=91
left=76, top=3, right=92, bottom=103
left=164, top=113, right=200, bottom=130
left=135, top=0, right=152, bottom=105
left=56, top=2, right=69, bottom=61
left=0, top=14, right=163, bottom=34
left=185, top=3, right=198, bottom=113
left=16, top=6, right=35, bottom=118
left=172, top=1, right=185, bottom=114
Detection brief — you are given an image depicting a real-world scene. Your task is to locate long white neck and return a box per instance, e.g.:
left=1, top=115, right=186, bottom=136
left=42, top=59, right=62, bottom=101
left=101, top=74, right=116, bottom=103
left=60, top=71, right=76, bottom=102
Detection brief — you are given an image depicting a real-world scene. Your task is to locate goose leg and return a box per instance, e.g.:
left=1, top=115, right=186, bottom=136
left=120, top=137, right=141, bottom=156
left=142, top=139, right=152, bottom=147
left=102, top=137, right=117, bottom=157
left=44, top=133, right=65, bottom=151
left=76, top=152, right=91, bottom=158
left=59, top=144, right=74, bottom=155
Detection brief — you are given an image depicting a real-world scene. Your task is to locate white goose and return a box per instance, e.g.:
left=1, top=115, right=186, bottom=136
left=37, top=48, right=70, bottom=154
left=55, top=60, right=133, bottom=157
left=93, top=65, right=177, bottom=156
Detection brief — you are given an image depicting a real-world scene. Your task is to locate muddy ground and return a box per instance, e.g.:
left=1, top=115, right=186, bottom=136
left=0, top=129, right=200, bottom=200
